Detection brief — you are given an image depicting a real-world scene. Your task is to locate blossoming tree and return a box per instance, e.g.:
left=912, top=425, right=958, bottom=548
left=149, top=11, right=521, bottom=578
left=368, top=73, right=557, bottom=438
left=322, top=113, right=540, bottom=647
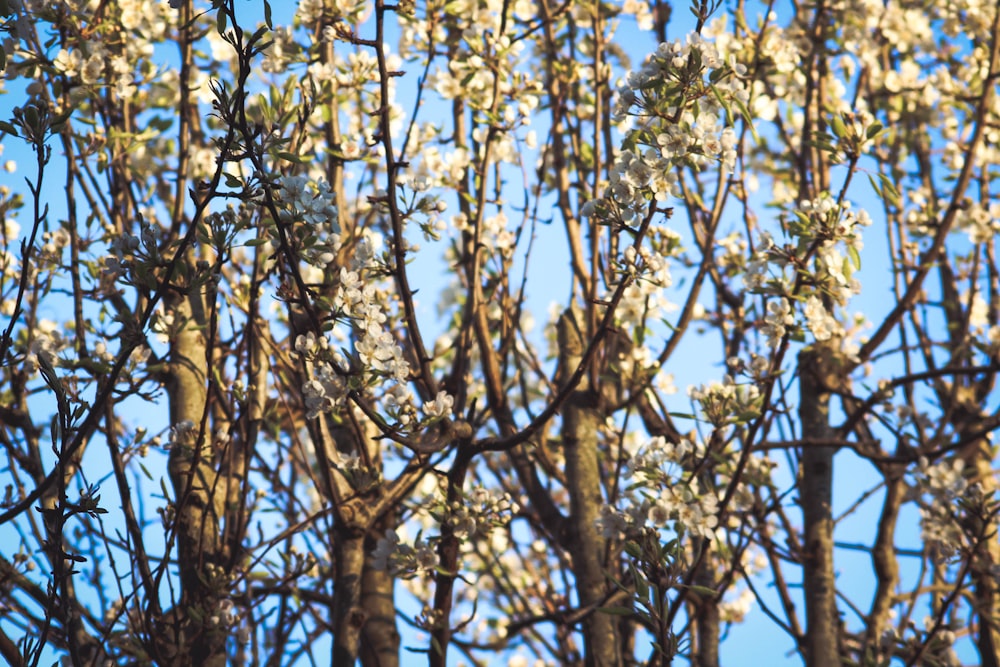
left=0, top=0, right=998, bottom=665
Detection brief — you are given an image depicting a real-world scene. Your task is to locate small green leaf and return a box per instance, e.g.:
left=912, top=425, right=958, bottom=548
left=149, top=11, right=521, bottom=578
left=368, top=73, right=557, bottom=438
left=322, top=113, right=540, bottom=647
left=878, top=174, right=901, bottom=206
left=847, top=244, right=861, bottom=270
left=50, top=415, right=61, bottom=447
left=632, top=564, right=649, bottom=600
left=830, top=113, right=847, bottom=139
left=867, top=173, right=882, bottom=198
left=708, top=83, right=733, bottom=127
left=733, top=96, right=760, bottom=143
left=276, top=151, right=307, bottom=164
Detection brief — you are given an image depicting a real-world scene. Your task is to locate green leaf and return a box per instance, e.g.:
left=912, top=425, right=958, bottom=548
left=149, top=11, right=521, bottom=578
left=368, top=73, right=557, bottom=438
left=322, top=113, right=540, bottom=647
left=830, top=113, right=847, bottom=139
left=708, top=83, right=734, bottom=127
left=216, top=6, right=227, bottom=34
left=263, top=0, right=273, bottom=29
left=50, top=414, right=61, bottom=447
left=737, top=104, right=761, bottom=144
left=866, top=173, right=882, bottom=199
left=250, top=25, right=270, bottom=49
left=632, top=563, right=648, bottom=599
left=49, top=109, right=72, bottom=133
left=276, top=151, right=307, bottom=164
left=847, top=244, right=861, bottom=271
left=147, top=115, right=174, bottom=133
left=878, top=173, right=901, bottom=206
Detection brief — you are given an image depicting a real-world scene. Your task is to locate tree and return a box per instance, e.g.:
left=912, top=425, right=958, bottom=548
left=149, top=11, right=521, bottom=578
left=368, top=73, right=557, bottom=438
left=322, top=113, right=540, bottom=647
left=0, top=0, right=998, bottom=665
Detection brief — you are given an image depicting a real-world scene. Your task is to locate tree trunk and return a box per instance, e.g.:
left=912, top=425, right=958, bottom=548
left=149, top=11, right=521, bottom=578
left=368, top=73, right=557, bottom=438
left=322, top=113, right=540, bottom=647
left=692, top=541, right=720, bottom=667
left=361, top=512, right=401, bottom=667
left=864, top=474, right=903, bottom=663
left=558, top=305, right=621, bottom=667
left=334, top=530, right=367, bottom=667
left=961, top=429, right=1000, bottom=667
left=798, top=348, right=840, bottom=667
left=166, top=285, right=228, bottom=667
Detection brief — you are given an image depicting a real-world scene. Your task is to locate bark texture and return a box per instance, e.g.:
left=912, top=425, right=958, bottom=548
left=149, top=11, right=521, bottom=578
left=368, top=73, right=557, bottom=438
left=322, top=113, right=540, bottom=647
left=334, top=531, right=367, bottom=667
left=798, top=348, right=840, bottom=667
left=558, top=305, right=621, bottom=667
left=692, top=544, right=720, bottom=667
left=361, top=513, right=401, bottom=667
left=864, top=474, right=903, bottom=663
left=165, top=286, right=229, bottom=667
left=958, top=414, right=1000, bottom=667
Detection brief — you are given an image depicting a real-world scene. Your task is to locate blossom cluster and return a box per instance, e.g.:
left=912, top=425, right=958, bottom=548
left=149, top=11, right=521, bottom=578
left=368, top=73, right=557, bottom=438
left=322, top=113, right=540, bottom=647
left=103, top=219, right=162, bottom=284
left=334, top=236, right=411, bottom=385
left=760, top=296, right=795, bottom=349
left=911, top=457, right=997, bottom=564
left=688, top=376, right=762, bottom=427
left=743, top=194, right=871, bottom=350
left=279, top=174, right=412, bottom=420
left=294, top=331, right=349, bottom=419
left=209, top=598, right=249, bottom=643
left=276, top=175, right=342, bottom=282
left=582, top=33, right=749, bottom=226
left=330, top=447, right=383, bottom=491
left=277, top=175, right=340, bottom=232
left=956, top=201, right=1000, bottom=245
left=618, top=36, right=746, bottom=146
left=410, top=1, right=543, bottom=117
left=446, top=485, right=519, bottom=539
left=371, top=484, right=517, bottom=577
left=371, top=528, right=439, bottom=576
left=609, top=223, right=683, bottom=332
left=597, top=436, right=720, bottom=541
left=24, top=319, right=67, bottom=374
left=40, top=0, right=174, bottom=105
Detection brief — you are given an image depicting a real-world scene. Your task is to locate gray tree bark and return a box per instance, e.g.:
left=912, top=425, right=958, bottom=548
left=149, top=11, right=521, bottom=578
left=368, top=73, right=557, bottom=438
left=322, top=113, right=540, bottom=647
left=558, top=305, right=621, bottom=667
left=165, top=285, right=229, bottom=667
left=798, top=348, right=840, bottom=667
